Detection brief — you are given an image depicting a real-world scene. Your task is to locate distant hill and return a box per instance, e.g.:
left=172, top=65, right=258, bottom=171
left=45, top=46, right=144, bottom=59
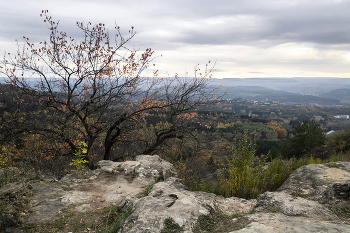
left=320, top=88, right=350, bottom=102
left=212, top=85, right=341, bottom=105
left=211, top=78, right=350, bottom=95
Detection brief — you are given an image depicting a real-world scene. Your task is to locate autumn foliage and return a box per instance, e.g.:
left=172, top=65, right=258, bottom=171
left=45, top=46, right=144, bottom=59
left=0, top=10, right=215, bottom=167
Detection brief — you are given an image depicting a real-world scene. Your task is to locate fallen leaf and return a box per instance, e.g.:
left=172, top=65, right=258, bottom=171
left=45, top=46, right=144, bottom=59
left=101, top=199, right=105, bottom=202
left=80, top=219, right=84, bottom=223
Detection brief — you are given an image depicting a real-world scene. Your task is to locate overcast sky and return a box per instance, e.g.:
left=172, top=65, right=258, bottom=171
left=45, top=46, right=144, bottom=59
left=1, top=0, right=350, bottom=79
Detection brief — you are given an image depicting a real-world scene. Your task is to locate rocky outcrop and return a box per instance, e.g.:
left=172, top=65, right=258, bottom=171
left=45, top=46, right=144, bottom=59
left=96, top=155, right=177, bottom=185
left=277, top=162, right=350, bottom=203
left=1, top=158, right=350, bottom=232
left=0, top=155, right=177, bottom=228
left=118, top=177, right=256, bottom=233
left=254, top=191, right=337, bottom=220
left=230, top=213, right=350, bottom=233
left=118, top=161, right=350, bottom=232
left=228, top=161, right=350, bottom=232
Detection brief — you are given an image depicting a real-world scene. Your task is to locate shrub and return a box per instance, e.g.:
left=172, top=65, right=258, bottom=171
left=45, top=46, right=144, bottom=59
left=219, top=132, right=264, bottom=198
left=327, top=130, right=350, bottom=152
left=69, top=141, right=89, bottom=172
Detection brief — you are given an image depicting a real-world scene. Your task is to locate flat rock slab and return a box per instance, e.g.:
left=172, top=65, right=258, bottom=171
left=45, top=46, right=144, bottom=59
left=230, top=213, right=350, bottom=233
left=11, top=155, right=177, bottom=224
left=255, top=191, right=338, bottom=220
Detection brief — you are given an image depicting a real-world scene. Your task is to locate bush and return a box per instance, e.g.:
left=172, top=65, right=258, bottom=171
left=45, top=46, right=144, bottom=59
left=219, top=132, right=264, bottom=198
left=327, top=130, right=350, bottom=152
left=182, top=132, right=330, bottom=199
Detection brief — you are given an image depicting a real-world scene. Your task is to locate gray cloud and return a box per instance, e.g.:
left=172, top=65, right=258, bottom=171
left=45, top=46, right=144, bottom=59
left=1, top=0, right=350, bottom=78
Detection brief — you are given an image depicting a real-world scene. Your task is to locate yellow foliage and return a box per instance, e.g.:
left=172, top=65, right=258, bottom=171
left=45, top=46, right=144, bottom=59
left=0, top=146, right=13, bottom=168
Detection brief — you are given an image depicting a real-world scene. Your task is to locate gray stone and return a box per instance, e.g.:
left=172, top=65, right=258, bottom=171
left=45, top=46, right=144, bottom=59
left=332, top=182, right=350, bottom=198
left=4, top=158, right=350, bottom=232
left=118, top=177, right=256, bottom=233
left=0, top=179, right=27, bottom=195
left=19, top=155, right=176, bottom=223
left=230, top=213, right=350, bottom=233
left=255, top=192, right=338, bottom=220
left=97, top=155, right=177, bottom=186
left=277, top=162, right=350, bottom=203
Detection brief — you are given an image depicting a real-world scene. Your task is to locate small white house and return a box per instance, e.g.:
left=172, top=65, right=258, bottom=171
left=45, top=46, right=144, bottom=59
left=334, top=115, right=349, bottom=120
left=326, top=130, right=335, bottom=136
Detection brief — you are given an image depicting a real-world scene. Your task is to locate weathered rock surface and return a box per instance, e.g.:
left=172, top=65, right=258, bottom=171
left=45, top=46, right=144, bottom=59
left=97, top=155, right=177, bottom=186
left=277, top=162, right=350, bottom=203
left=2, top=159, right=350, bottom=232
left=0, top=155, right=177, bottom=228
left=117, top=177, right=256, bottom=233
left=118, top=161, right=350, bottom=233
left=254, top=191, right=338, bottom=220
left=229, top=161, right=350, bottom=232
left=229, top=213, right=350, bottom=233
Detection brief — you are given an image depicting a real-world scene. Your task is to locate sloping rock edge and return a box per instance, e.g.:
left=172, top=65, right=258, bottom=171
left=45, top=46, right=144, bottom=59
left=117, top=162, right=350, bottom=233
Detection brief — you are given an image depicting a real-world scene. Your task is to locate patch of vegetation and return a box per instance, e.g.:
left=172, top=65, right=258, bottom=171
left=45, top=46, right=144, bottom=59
left=328, top=200, right=350, bottom=224
left=61, top=183, right=74, bottom=191
left=0, top=184, right=33, bottom=229
left=136, top=183, right=155, bottom=198
left=291, top=188, right=311, bottom=198
left=193, top=211, right=252, bottom=233
left=0, top=160, right=40, bottom=231
left=232, top=210, right=254, bottom=218
left=181, top=132, right=345, bottom=199
left=48, top=193, right=63, bottom=199
left=0, top=162, right=38, bottom=188
left=23, top=203, right=133, bottom=233
left=267, top=206, right=281, bottom=213
left=160, top=218, right=184, bottom=233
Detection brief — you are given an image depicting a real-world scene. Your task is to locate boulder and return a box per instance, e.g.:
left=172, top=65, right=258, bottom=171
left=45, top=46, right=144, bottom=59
left=254, top=191, right=338, bottom=220
left=118, top=177, right=256, bottom=233
left=277, top=162, right=350, bottom=203
left=97, top=155, right=177, bottom=185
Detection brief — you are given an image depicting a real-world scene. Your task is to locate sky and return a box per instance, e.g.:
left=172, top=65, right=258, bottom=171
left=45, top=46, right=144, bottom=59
left=1, top=0, right=350, bottom=79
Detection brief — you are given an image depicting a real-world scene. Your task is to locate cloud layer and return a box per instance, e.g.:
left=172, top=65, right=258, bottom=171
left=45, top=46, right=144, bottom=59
left=1, top=0, right=350, bottom=78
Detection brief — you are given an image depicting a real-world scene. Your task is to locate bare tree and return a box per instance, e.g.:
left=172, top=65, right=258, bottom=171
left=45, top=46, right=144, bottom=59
left=0, top=10, right=215, bottom=165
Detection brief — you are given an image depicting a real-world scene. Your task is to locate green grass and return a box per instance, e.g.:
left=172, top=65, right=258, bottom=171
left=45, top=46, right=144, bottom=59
left=329, top=201, right=350, bottom=219
left=160, top=218, right=184, bottom=233
left=181, top=150, right=350, bottom=200
left=136, top=183, right=155, bottom=198
left=23, top=203, right=133, bottom=233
